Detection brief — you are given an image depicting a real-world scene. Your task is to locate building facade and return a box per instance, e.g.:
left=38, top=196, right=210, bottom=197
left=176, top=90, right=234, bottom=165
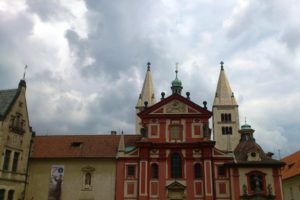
left=0, top=80, right=34, bottom=200
left=0, top=62, right=286, bottom=200
left=26, top=135, right=139, bottom=200
left=281, top=150, right=300, bottom=200
left=115, top=64, right=284, bottom=200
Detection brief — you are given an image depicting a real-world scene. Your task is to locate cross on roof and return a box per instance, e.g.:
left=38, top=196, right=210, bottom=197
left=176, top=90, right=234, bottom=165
left=220, top=61, right=224, bottom=70
left=147, top=62, right=151, bottom=71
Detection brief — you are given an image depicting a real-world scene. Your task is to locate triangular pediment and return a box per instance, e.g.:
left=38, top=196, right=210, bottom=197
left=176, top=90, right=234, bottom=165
left=138, top=94, right=212, bottom=118
left=166, top=181, right=186, bottom=189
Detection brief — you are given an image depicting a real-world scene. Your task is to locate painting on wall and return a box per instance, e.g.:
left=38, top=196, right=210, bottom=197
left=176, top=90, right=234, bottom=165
left=48, top=165, right=64, bottom=200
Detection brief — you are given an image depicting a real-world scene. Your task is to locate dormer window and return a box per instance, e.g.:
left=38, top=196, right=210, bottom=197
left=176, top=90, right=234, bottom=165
left=247, top=151, right=261, bottom=161
left=71, top=142, right=82, bottom=147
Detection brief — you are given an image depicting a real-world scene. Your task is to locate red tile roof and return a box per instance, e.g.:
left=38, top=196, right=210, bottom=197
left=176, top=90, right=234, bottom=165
left=281, top=150, right=300, bottom=180
left=31, top=134, right=141, bottom=158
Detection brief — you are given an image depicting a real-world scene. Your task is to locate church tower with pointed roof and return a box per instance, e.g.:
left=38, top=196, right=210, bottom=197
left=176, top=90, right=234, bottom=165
left=135, top=62, right=156, bottom=134
left=213, top=61, right=240, bottom=152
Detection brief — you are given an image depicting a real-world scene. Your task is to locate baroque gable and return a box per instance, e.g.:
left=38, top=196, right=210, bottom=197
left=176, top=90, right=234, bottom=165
left=138, top=94, right=211, bottom=118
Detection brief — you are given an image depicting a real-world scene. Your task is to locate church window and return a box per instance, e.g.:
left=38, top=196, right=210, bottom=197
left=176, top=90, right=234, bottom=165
left=194, top=163, right=202, bottom=179
left=0, top=189, right=5, bottom=200
left=3, top=150, right=11, bottom=170
left=127, top=165, right=135, bottom=177
left=151, top=163, right=159, bottom=179
left=170, top=125, right=181, bottom=140
left=218, top=165, right=226, bottom=177
left=12, top=152, right=20, bottom=172
left=221, top=113, right=232, bottom=122
left=171, top=153, right=182, bottom=178
left=222, top=127, right=232, bottom=135
left=7, top=190, right=14, bottom=200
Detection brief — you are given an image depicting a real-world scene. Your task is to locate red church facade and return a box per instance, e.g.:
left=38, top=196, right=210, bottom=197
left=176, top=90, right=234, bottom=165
left=115, top=65, right=284, bottom=200
left=116, top=94, right=236, bottom=200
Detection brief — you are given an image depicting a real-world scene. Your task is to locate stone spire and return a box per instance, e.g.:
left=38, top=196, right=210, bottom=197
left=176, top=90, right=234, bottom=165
left=117, top=134, right=125, bottom=157
left=213, top=61, right=237, bottom=106
left=136, top=62, right=156, bottom=108
left=213, top=61, right=240, bottom=152
left=136, top=62, right=156, bottom=134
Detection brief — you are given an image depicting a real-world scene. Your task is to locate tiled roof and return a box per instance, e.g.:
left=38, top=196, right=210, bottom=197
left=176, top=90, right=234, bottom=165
left=282, top=150, right=300, bottom=180
left=0, top=89, right=19, bottom=119
left=234, top=139, right=283, bottom=166
left=31, top=134, right=141, bottom=158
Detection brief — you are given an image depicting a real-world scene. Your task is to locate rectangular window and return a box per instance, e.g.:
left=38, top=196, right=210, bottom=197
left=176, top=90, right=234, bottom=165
left=222, top=127, right=232, bottom=135
left=150, top=125, right=158, bottom=136
left=218, top=165, right=226, bottom=177
left=221, top=113, right=232, bottom=122
left=194, top=125, right=201, bottom=135
left=170, top=125, right=181, bottom=140
left=12, top=152, right=20, bottom=172
left=3, top=150, right=11, bottom=170
left=194, top=164, right=202, bottom=179
left=127, top=165, right=135, bottom=177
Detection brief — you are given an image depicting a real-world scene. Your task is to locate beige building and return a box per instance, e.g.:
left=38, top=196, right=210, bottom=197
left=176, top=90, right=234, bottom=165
left=213, top=62, right=240, bottom=152
left=281, top=150, right=300, bottom=200
left=0, top=80, right=34, bottom=200
left=25, top=134, right=140, bottom=200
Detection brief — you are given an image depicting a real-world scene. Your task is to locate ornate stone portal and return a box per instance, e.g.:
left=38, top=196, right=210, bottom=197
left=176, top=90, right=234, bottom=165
left=166, top=181, right=186, bottom=200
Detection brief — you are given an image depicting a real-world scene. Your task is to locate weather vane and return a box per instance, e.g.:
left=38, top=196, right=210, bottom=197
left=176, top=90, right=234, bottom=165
left=175, top=62, right=179, bottom=77
left=23, top=65, right=28, bottom=80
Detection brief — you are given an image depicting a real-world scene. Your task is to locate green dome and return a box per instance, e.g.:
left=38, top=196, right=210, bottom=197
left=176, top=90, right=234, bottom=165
left=172, top=77, right=182, bottom=87
left=241, top=123, right=251, bottom=130
left=171, top=68, right=183, bottom=94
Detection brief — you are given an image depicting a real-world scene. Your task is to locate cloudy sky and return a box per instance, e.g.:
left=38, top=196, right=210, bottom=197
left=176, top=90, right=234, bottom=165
left=1, top=0, right=299, bottom=157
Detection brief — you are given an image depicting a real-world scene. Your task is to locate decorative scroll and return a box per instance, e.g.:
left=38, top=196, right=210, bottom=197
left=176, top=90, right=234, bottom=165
left=166, top=100, right=185, bottom=113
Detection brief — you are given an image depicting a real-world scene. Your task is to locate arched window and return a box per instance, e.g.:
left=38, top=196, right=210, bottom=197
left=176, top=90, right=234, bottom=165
left=7, top=190, right=14, bottom=200
left=171, top=153, right=182, bottom=178
left=194, top=163, right=202, bottom=179
left=85, top=172, right=92, bottom=186
left=0, top=189, right=5, bottom=200
left=151, top=163, right=159, bottom=179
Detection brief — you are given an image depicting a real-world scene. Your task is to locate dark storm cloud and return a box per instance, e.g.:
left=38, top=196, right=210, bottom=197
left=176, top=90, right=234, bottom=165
left=0, top=0, right=300, bottom=156
left=0, top=10, right=34, bottom=86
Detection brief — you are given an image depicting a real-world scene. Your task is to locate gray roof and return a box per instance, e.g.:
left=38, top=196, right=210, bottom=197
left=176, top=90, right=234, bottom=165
left=0, top=89, right=19, bottom=120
